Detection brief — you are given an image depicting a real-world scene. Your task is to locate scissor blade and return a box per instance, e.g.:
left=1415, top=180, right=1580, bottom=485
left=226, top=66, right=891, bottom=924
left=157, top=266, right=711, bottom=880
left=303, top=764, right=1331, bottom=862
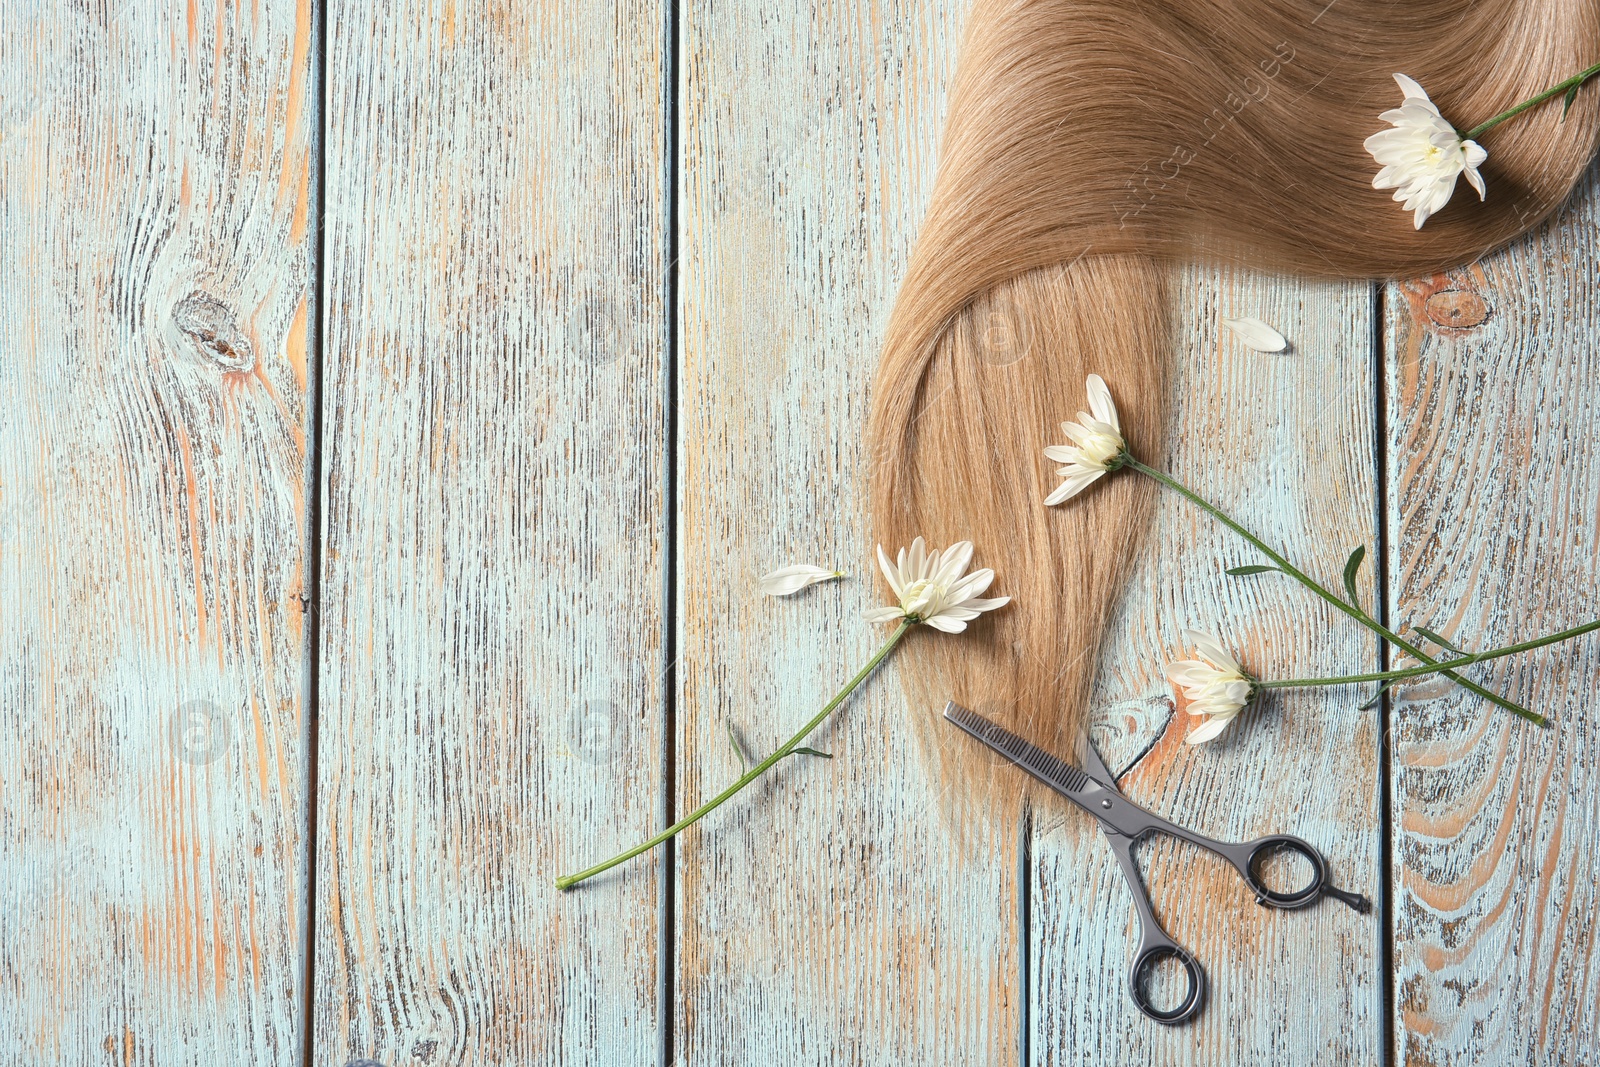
left=943, top=701, right=1093, bottom=801
left=1076, top=730, right=1125, bottom=797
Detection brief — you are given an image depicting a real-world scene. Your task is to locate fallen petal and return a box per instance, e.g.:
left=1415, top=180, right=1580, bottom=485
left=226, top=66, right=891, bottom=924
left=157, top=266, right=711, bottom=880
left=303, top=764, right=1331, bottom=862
left=1222, top=316, right=1288, bottom=353
left=759, top=564, right=843, bottom=597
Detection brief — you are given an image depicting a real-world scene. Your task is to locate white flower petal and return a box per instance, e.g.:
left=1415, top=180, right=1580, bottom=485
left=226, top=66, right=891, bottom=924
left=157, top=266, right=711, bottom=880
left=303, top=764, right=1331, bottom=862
left=946, top=566, right=995, bottom=602
left=1392, top=72, right=1431, bottom=104
left=1045, top=467, right=1104, bottom=506
left=877, top=544, right=904, bottom=597
left=1365, top=128, right=1416, bottom=153
left=1165, top=659, right=1218, bottom=688
left=937, top=607, right=981, bottom=623
left=1222, top=316, right=1287, bottom=353
left=932, top=541, right=975, bottom=587
left=1085, top=373, right=1119, bottom=432
left=863, top=606, right=906, bottom=624
left=1061, top=421, right=1097, bottom=448
left=1070, top=467, right=1106, bottom=489
left=1183, top=629, right=1243, bottom=673
left=906, top=537, right=927, bottom=581
left=1042, top=444, right=1078, bottom=464
left=1184, top=715, right=1233, bottom=745
left=1043, top=482, right=1074, bottom=506
left=1217, top=679, right=1254, bottom=705
left=759, top=564, right=842, bottom=597
left=1462, top=154, right=1487, bottom=199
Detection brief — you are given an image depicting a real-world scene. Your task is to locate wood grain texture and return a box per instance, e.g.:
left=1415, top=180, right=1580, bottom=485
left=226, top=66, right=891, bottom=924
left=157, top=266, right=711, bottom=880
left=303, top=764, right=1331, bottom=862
left=314, top=1, right=668, bottom=1063
left=675, top=1, right=1025, bottom=1064
left=0, top=1, right=315, bottom=1060
left=8, top=1, right=1600, bottom=1061
left=1387, top=166, right=1600, bottom=1066
left=1032, top=269, right=1382, bottom=1064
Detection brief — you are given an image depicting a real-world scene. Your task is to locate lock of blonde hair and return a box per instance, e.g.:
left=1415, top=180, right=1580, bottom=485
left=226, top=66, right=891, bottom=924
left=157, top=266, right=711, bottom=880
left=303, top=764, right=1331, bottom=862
left=869, top=0, right=1600, bottom=820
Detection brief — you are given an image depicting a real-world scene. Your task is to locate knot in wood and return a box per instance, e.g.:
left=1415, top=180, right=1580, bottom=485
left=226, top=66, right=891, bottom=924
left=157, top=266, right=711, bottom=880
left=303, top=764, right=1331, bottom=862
left=1423, top=288, right=1490, bottom=331
left=173, top=290, right=255, bottom=371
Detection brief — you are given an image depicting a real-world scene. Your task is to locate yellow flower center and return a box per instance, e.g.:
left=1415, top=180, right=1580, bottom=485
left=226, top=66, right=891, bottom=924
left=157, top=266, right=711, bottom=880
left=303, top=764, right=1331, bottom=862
left=899, top=577, right=943, bottom=618
left=1081, top=431, right=1124, bottom=468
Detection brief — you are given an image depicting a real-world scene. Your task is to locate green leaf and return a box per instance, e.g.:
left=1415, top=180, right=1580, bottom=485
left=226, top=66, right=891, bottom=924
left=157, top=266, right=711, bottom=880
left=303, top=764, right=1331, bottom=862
left=787, top=746, right=833, bottom=760
left=1413, top=625, right=1467, bottom=654
left=1342, top=545, right=1366, bottom=610
left=1225, top=565, right=1282, bottom=576
left=1360, top=680, right=1399, bottom=710
left=727, top=722, right=748, bottom=773
left=1564, top=83, right=1582, bottom=119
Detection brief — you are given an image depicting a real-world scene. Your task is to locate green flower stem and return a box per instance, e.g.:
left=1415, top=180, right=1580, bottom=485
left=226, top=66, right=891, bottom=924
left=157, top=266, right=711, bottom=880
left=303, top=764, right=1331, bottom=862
left=555, top=619, right=913, bottom=891
left=1258, top=618, right=1600, bottom=689
left=1122, top=457, right=1549, bottom=726
left=1464, top=60, right=1600, bottom=140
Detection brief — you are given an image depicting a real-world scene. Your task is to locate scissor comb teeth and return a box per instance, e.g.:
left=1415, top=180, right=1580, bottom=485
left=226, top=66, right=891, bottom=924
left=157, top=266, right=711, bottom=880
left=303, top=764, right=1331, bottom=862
left=942, top=702, right=1091, bottom=794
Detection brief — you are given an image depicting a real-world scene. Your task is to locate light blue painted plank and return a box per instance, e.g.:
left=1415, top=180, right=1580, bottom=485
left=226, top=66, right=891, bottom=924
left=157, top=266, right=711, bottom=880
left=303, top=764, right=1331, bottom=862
left=1031, top=269, right=1382, bottom=1064
left=1386, top=165, right=1600, bottom=1066
left=314, top=0, right=669, bottom=1062
left=0, top=1, right=316, bottom=1060
left=675, top=1, right=1023, bottom=1063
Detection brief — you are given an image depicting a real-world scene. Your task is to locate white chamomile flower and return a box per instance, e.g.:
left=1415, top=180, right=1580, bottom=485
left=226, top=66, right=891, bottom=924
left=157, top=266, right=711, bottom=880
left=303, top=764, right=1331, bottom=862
left=1165, top=629, right=1256, bottom=745
left=759, top=564, right=844, bottom=597
left=1043, top=373, right=1126, bottom=505
left=1365, top=73, right=1487, bottom=230
left=863, top=537, right=1010, bottom=633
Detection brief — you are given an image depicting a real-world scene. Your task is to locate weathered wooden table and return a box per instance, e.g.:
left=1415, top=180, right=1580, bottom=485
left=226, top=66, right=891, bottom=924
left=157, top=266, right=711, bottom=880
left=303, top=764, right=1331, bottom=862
left=3, top=3, right=1597, bottom=1064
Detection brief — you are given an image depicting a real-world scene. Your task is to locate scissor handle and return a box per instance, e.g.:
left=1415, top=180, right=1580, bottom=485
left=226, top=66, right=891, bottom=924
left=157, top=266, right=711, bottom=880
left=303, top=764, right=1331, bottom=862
left=1105, top=831, right=1208, bottom=1024
left=1129, top=937, right=1206, bottom=1024
left=1226, top=833, right=1329, bottom=909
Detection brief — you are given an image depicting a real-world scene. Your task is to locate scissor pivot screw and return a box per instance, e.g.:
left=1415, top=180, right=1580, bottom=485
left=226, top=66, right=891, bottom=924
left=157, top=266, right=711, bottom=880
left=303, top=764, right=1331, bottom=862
left=1101, top=799, right=1113, bottom=809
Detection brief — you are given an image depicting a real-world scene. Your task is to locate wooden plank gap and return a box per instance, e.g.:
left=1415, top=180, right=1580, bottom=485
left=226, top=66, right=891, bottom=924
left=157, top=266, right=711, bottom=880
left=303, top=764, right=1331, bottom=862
left=659, top=0, right=682, bottom=1064
left=1371, top=280, right=1396, bottom=1067
left=299, top=2, right=330, bottom=1065
left=1017, top=802, right=1032, bottom=1067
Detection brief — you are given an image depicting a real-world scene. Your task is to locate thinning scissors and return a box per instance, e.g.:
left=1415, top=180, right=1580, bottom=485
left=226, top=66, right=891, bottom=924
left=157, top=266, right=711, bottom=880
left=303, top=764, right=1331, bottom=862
left=943, top=701, right=1369, bottom=1024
